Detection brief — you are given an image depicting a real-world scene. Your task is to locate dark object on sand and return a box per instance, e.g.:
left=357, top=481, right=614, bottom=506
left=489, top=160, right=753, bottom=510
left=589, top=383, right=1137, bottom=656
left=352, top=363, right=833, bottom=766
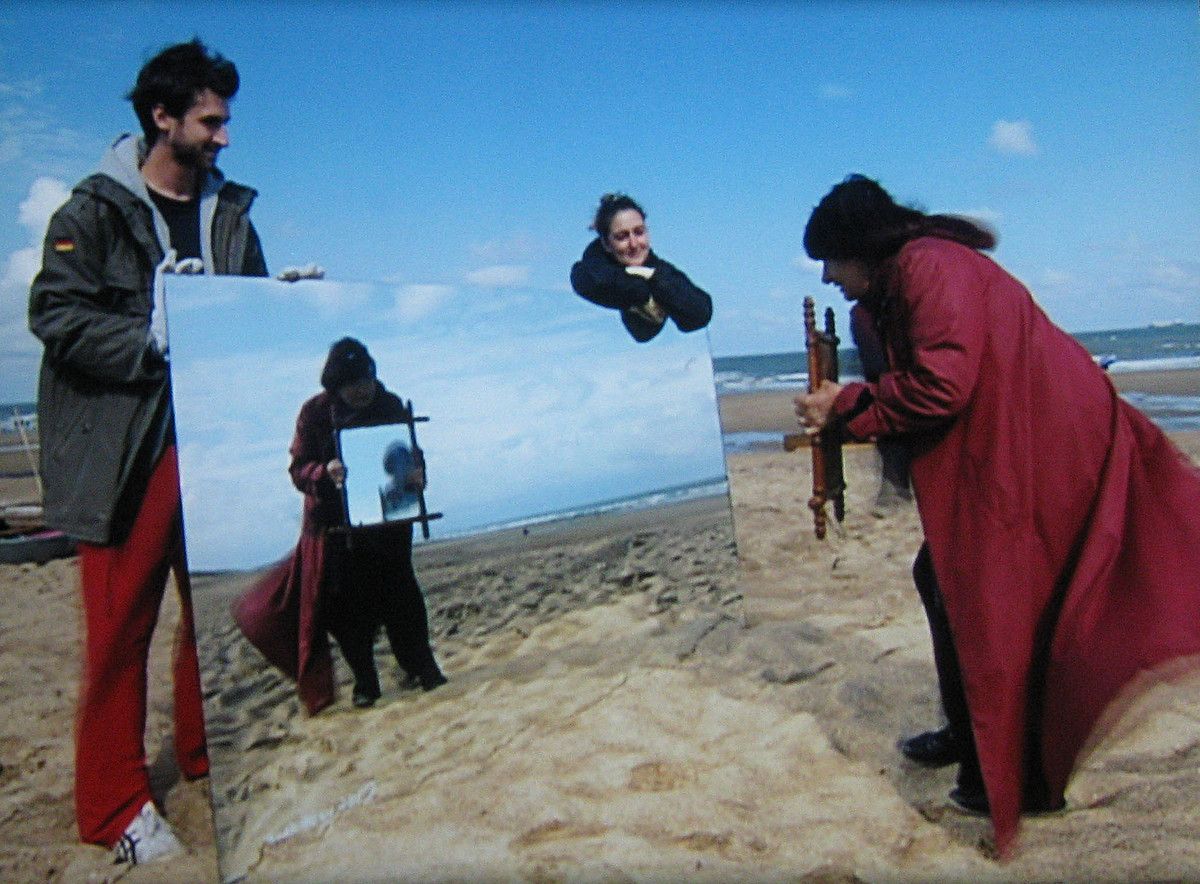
left=0, top=531, right=75, bottom=565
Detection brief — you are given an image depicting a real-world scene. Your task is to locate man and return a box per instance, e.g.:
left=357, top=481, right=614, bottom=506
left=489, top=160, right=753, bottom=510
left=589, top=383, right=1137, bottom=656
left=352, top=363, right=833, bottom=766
left=28, top=39, right=268, bottom=865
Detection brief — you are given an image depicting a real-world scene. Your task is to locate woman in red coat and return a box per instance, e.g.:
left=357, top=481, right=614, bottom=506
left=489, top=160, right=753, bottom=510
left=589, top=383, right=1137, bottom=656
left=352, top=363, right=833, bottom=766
left=234, top=338, right=445, bottom=713
left=796, top=175, right=1200, bottom=854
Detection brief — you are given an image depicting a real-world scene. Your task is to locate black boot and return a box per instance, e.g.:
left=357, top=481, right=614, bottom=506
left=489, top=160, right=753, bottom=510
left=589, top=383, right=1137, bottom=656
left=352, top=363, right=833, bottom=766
left=415, top=666, right=447, bottom=692
left=949, top=757, right=989, bottom=815
left=898, top=726, right=963, bottom=767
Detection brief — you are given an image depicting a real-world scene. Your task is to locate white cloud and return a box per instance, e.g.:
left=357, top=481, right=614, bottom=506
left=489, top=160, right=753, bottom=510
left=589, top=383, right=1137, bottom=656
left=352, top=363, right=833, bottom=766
left=469, top=233, right=539, bottom=263
left=818, top=82, right=854, bottom=100
left=2, top=176, right=70, bottom=290
left=1040, top=268, right=1077, bottom=288
left=1148, top=258, right=1200, bottom=290
left=464, top=264, right=531, bottom=288
left=0, top=81, right=95, bottom=173
left=988, top=119, right=1038, bottom=156
left=792, top=255, right=823, bottom=276
left=0, top=177, right=70, bottom=399
left=391, top=283, right=456, bottom=322
left=19, top=176, right=71, bottom=230
left=265, top=278, right=374, bottom=316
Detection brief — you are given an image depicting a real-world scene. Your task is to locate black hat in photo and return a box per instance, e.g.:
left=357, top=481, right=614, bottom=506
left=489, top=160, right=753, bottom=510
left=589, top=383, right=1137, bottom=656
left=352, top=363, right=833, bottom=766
left=320, top=337, right=376, bottom=391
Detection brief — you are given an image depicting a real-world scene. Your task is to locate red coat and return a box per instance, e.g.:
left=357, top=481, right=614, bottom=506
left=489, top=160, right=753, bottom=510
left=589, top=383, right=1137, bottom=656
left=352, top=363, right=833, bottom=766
left=832, top=236, right=1200, bottom=854
left=233, top=385, right=411, bottom=715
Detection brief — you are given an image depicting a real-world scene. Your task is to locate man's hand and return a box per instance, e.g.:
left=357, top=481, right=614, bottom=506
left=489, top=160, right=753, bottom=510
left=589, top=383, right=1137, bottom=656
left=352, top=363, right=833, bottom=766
left=326, top=458, right=346, bottom=488
left=277, top=264, right=325, bottom=282
left=794, top=380, right=843, bottom=435
left=628, top=296, right=667, bottom=326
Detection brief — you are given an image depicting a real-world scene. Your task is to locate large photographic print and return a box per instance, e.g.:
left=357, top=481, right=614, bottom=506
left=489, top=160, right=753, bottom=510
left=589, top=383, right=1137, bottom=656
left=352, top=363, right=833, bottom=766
left=167, top=275, right=740, bottom=880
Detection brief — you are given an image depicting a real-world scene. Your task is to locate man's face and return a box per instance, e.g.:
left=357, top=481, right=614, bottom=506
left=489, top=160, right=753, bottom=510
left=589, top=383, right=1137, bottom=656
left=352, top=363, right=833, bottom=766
left=153, top=88, right=230, bottom=171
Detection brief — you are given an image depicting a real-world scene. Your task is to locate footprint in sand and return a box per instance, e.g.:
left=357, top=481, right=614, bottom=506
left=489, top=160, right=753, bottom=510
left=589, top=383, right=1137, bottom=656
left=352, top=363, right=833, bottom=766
left=627, top=760, right=694, bottom=792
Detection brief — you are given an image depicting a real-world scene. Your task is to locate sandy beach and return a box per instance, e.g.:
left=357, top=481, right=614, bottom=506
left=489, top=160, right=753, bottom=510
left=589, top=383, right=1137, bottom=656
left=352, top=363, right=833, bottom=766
left=0, top=559, right=220, bottom=883
left=192, top=494, right=742, bottom=881
left=1, top=368, right=1197, bottom=882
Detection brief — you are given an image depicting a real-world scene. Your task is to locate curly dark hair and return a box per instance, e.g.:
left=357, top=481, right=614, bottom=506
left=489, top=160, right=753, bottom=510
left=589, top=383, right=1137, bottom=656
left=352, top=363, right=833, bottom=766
left=127, top=38, right=239, bottom=145
left=804, top=174, right=995, bottom=265
left=590, top=192, right=646, bottom=237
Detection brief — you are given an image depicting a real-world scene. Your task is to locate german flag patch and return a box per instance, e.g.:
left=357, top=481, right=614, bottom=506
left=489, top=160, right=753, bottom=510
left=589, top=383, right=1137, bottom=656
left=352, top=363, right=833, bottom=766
left=53, top=238, right=75, bottom=253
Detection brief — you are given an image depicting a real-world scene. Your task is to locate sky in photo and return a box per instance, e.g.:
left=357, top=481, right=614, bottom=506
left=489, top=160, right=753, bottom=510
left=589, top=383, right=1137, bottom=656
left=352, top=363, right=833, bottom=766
left=166, top=275, right=727, bottom=572
left=1, top=1, right=1197, bottom=402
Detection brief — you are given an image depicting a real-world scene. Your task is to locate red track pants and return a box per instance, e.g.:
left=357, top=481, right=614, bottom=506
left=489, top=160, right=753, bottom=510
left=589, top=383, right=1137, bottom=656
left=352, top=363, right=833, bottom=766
left=74, top=446, right=209, bottom=846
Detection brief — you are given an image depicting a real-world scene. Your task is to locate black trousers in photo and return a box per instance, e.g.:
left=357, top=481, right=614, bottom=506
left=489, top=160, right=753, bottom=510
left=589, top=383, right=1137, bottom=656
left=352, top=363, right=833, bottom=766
left=323, top=525, right=439, bottom=697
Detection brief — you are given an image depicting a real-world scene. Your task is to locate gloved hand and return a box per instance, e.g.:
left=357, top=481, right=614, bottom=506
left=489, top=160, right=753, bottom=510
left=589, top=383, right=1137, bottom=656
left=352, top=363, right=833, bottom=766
left=277, top=263, right=326, bottom=282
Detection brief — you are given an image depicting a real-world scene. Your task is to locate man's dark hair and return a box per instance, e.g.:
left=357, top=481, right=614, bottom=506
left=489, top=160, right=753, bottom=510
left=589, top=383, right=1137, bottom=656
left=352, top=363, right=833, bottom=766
left=127, top=38, right=239, bottom=145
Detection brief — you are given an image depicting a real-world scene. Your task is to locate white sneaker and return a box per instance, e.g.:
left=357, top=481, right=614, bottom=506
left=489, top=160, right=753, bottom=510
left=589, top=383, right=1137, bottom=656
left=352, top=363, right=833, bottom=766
left=111, top=800, right=184, bottom=865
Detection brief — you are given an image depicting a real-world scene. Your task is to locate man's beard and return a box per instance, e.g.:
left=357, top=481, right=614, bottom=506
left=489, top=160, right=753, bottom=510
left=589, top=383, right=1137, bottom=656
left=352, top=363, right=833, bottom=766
left=169, top=139, right=216, bottom=174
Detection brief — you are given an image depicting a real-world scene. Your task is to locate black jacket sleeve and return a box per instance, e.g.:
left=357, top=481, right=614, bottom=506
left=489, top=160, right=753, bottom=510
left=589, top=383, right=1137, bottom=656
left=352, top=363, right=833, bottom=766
left=570, top=239, right=713, bottom=342
left=570, top=238, right=652, bottom=311
left=645, top=257, right=713, bottom=333
left=240, top=220, right=269, bottom=277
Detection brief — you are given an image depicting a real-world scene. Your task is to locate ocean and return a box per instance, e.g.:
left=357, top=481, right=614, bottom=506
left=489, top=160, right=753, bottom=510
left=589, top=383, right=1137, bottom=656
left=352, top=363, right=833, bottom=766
left=714, top=322, right=1200, bottom=443
left=5, top=324, right=1196, bottom=526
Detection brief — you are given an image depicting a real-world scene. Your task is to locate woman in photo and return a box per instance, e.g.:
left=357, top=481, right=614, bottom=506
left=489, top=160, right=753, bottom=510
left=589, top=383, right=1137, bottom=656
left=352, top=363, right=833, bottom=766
left=234, top=337, right=445, bottom=713
left=570, top=192, right=713, bottom=342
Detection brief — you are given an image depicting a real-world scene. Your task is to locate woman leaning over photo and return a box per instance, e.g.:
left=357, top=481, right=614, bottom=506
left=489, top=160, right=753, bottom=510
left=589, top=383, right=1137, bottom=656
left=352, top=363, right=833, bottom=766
left=570, top=193, right=712, bottom=342
left=795, top=173, right=1200, bottom=855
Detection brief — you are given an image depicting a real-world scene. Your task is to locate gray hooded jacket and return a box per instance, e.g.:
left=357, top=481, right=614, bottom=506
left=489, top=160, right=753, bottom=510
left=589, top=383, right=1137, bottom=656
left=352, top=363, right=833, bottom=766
left=28, top=134, right=267, bottom=544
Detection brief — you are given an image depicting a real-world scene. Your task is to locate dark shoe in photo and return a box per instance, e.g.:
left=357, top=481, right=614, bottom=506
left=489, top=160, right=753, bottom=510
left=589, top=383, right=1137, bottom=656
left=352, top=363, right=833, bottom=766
left=948, top=783, right=990, bottom=815
left=416, top=668, right=447, bottom=692
left=898, top=726, right=962, bottom=767
left=352, top=684, right=380, bottom=708
left=1023, top=793, right=1068, bottom=817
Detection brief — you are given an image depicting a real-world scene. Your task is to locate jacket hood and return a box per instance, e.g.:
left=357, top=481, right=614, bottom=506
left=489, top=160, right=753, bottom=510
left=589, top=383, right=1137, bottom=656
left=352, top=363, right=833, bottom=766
left=95, top=134, right=234, bottom=208
left=84, top=133, right=255, bottom=272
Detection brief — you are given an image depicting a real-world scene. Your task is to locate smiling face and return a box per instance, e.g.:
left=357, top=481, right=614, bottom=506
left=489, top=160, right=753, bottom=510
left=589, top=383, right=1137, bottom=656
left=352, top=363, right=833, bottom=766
left=821, top=259, right=874, bottom=302
left=153, top=87, right=230, bottom=171
left=603, top=208, right=651, bottom=267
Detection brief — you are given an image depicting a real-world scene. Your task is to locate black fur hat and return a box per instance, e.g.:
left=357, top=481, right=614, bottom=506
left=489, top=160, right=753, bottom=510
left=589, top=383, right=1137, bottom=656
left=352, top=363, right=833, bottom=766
left=320, top=337, right=376, bottom=391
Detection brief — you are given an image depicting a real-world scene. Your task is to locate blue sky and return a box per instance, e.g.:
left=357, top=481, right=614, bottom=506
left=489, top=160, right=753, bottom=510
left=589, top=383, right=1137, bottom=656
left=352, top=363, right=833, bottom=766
left=167, top=275, right=726, bottom=571
left=1, top=1, right=1198, bottom=402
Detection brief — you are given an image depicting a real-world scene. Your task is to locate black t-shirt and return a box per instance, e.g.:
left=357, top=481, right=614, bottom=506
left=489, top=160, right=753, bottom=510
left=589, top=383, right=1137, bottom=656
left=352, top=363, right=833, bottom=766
left=148, top=188, right=202, bottom=262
